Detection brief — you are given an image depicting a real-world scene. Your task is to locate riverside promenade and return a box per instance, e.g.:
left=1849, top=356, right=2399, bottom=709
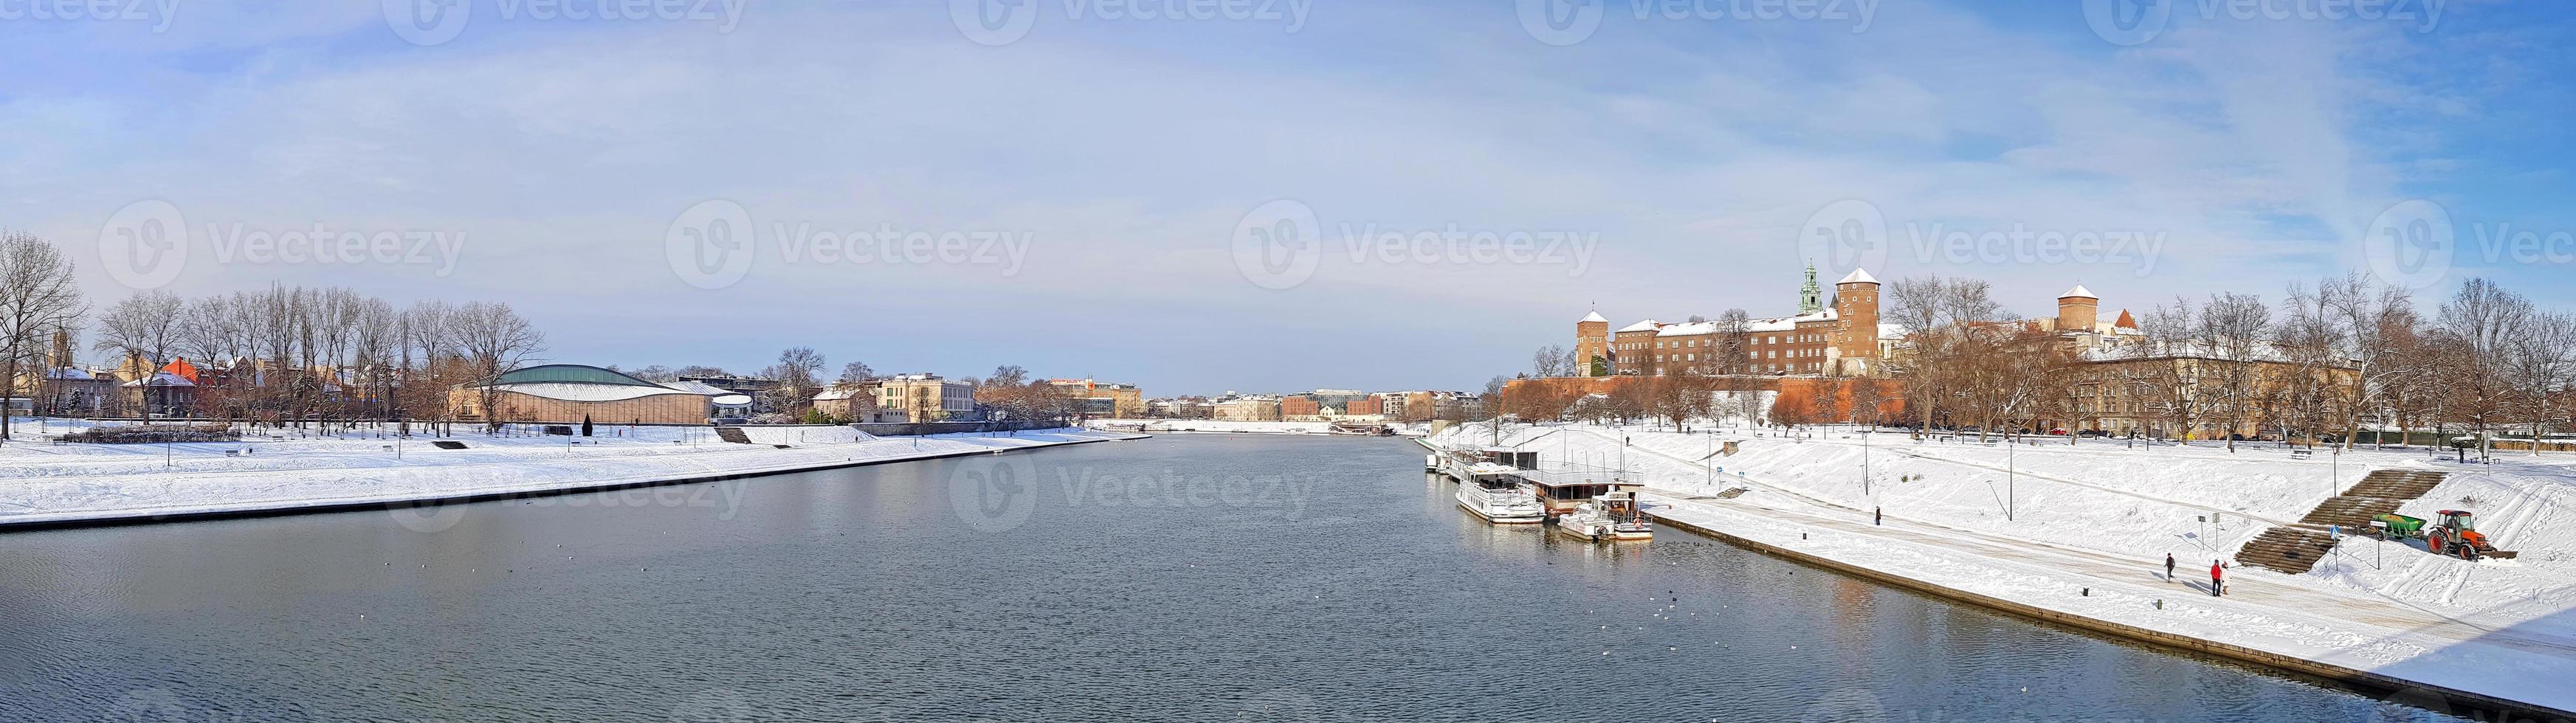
left=0, top=424, right=1146, bottom=531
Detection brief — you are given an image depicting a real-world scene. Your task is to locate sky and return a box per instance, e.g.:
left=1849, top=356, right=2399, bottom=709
left=5, top=0, right=2573, bottom=396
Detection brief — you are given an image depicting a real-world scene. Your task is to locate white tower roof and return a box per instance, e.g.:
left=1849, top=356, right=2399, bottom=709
left=1580, top=311, right=1608, bottom=323
left=2059, top=284, right=2097, bottom=300
left=1836, top=268, right=1878, bottom=285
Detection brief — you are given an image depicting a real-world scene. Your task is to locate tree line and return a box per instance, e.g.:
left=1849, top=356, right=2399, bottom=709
left=1501, top=271, right=2575, bottom=457
left=0, top=231, right=544, bottom=437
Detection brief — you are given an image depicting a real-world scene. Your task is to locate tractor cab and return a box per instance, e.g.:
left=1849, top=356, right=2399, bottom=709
left=2435, top=510, right=2478, bottom=531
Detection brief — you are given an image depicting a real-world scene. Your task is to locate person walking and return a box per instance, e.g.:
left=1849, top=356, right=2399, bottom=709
left=2209, top=560, right=2224, bottom=597
left=1874, top=507, right=1882, bottom=526
left=2165, top=553, right=2175, bottom=582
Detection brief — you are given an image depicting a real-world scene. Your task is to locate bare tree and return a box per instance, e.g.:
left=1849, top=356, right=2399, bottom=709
left=0, top=232, right=85, bottom=439
left=2197, top=292, right=2272, bottom=452
left=2507, top=309, right=2576, bottom=454
left=92, top=290, right=185, bottom=423
left=452, top=301, right=547, bottom=432
left=760, top=347, right=827, bottom=414
left=2436, top=279, right=2530, bottom=460
left=838, top=361, right=875, bottom=384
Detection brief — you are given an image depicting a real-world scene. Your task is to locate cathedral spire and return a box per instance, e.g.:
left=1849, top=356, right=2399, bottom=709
left=1798, top=260, right=1822, bottom=315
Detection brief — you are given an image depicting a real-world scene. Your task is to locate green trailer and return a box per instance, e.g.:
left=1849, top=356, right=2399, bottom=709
left=2373, top=513, right=2428, bottom=540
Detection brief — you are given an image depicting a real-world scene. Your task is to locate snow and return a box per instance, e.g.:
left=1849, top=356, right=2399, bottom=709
left=2060, top=283, right=2097, bottom=299
left=1426, top=422, right=2576, bottom=714
left=1580, top=310, right=1608, bottom=323
left=0, top=418, right=1137, bottom=528
left=1082, top=418, right=1335, bottom=435
left=1836, top=267, right=1877, bottom=285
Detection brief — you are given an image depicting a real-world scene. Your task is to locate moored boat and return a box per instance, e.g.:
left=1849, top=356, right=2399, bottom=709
left=1554, top=491, right=1653, bottom=542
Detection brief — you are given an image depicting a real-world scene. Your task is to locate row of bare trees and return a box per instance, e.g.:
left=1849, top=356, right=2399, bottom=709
left=1876, top=271, right=2575, bottom=455
left=0, top=230, right=546, bottom=436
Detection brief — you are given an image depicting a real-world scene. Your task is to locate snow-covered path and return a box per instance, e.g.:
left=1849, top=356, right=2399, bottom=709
left=0, top=423, right=1145, bottom=529
left=1428, top=423, right=2576, bottom=716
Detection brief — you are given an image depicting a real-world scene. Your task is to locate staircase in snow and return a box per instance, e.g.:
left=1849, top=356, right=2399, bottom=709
left=2234, top=468, right=2446, bottom=574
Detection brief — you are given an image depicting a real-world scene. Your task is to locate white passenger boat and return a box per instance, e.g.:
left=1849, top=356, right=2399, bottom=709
left=1453, top=462, right=1546, bottom=524
left=1554, top=491, right=1653, bottom=542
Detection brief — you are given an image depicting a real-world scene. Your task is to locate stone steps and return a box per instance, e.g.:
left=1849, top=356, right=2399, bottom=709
left=2236, top=468, right=2447, bottom=574
left=714, top=427, right=752, bottom=444
left=2236, top=527, right=2339, bottom=574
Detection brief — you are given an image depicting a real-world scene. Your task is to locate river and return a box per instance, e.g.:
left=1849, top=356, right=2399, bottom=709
left=0, top=435, right=2463, bottom=721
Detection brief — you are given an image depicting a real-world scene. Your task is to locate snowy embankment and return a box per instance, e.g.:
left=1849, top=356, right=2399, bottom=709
left=0, top=420, right=1143, bottom=529
left=1082, top=418, right=1335, bottom=435
left=1427, top=423, right=2576, bottom=716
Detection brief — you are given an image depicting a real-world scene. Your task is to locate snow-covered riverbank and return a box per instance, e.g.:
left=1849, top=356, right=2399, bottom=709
left=0, top=420, right=1145, bottom=530
left=1426, top=422, right=2576, bottom=717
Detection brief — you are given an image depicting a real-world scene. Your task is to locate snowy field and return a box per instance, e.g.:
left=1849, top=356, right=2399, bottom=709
left=1428, top=422, right=2576, bottom=715
left=0, top=418, right=1142, bottom=528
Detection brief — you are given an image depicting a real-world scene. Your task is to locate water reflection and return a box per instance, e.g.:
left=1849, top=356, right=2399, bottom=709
left=0, top=435, right=2479, bottom=722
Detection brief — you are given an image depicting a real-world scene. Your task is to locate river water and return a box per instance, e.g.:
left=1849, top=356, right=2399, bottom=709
left=0, top=435, right=2465, bottom=722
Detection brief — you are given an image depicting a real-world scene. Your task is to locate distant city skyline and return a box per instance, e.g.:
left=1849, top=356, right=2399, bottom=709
left=14, top=1, right=2574, bottom=395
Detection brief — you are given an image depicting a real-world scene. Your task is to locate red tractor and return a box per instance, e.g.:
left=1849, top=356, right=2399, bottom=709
left=2422, top=510, right=2515, bottom=561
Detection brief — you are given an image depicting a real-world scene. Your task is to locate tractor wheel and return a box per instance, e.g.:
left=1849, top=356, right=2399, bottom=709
left=2460, top=544, right=2478, bottom=561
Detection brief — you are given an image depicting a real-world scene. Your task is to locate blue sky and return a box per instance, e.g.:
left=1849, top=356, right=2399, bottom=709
left=6, top=0, right=2572, bottom=395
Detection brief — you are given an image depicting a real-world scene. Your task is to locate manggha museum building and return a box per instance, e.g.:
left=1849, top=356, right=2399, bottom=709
left=450, top=364, right=717, bottom=425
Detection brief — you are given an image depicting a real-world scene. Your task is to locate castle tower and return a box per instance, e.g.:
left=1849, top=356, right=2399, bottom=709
left=50, top=328, right=72, bottom=368
left=1832, top=268, right=1880, bottom=376
left=1797, top=261, right=1822, bottom=316
left=1575, top=310, right=1610, bottom=377
left=2057, top=284, right=2099, bottom=334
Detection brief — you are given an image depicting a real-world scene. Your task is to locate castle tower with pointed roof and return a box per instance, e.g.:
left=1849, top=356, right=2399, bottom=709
left=1574, top=309, right=1611, bottom=377
left=2056, top=283, right=2098, bottom=334
left=1831, top=267, right=1881, bottom=376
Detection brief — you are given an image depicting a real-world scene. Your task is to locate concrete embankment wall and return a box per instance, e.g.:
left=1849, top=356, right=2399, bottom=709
left=852, top=420, right=1073, bottom=437
left=1643, top=511, right=2576, bottom=723
left=0, top=433, right=1148, bottom=533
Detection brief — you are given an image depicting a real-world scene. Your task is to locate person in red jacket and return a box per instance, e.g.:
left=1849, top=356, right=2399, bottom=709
left=2210, top=560, right=2224, bottom=596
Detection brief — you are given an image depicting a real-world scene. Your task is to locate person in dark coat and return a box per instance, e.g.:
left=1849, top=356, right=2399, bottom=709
left=1874, top=507, right=1882, bottom=526
left=2166, top=553, right=2175, bottom=582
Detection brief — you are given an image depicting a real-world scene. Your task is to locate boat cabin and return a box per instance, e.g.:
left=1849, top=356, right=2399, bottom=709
left=1522, top=471, right=1639, bottom=516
